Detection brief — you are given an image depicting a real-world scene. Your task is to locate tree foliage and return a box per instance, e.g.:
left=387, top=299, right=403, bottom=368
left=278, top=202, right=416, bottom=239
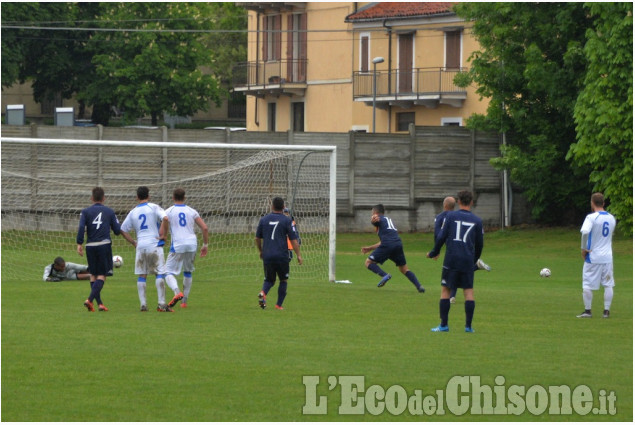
left=2, top=2, right=247, bottom=126
left=1, top=3, right=96, bottom=111
left=568, top=3, right=633, bottom=234
left=454, top=3, right=594, bottom=224
left=82, top=3, right=223, bottom=125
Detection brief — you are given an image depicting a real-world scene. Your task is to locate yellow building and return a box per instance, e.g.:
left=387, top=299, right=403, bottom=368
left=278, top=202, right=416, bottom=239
left=234, top=2, right=488, bottom=133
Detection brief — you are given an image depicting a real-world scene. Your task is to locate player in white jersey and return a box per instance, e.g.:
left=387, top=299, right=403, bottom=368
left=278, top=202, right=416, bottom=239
left=120, top=186, right=181, bottom=312
left=577, top=192, right=616, bottom=319
left=164, top=188, right=209, bottom=308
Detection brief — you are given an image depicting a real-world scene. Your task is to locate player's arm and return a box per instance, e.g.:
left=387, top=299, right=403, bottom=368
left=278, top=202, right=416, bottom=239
left=474, top=223, right=484, bottom=262
left=158, top=216, right=168, bottom=241
left=580, top=231, right=590, bottom=260
left=428, top=218, right=449, bottom=259
left=361, top=241, right=381, bottom=254
left=195, top=216, right=208, bottom=257
left=255, top=237, right=263, bottom=259
left=110, top=211, right=122, bottom=236
left=43, top=264, right=55, bottom=281
left=76, top=212, right=86, bottom=256
left=120, top=230, right=137, bottom=248
left=290, top=238, right=303, bottom=265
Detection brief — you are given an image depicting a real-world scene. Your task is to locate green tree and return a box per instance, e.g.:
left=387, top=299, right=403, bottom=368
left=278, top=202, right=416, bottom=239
left=81, top=2, right=222, bottom=125
left=454, top=3, right=593, bottom=223
left=1, top=3, right=97, bottom=116
left=568, top=3, right=633, bottom=234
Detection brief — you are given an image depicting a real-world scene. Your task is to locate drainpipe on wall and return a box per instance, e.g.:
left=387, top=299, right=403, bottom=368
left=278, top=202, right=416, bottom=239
left=383, top=19, right=392, bottom=133
left=255, top=12, right=260, bottom=127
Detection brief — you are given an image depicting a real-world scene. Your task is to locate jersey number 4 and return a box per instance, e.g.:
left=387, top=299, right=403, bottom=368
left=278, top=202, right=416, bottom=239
left=92, top=212, right=103, bottom=229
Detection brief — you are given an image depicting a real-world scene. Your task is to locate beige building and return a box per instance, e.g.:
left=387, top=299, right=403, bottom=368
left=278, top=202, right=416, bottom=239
left=234, top=2, right=488, bottom=133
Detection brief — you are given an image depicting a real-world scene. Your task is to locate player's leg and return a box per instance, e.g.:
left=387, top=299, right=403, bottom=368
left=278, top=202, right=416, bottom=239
left=449, top=287, right=458, bottom=304
left=135, top=250, right=149, bottom=310
left=84, top=247, right=98, bottom=311
left=432, top=269, right=453, bottom=332
left=153, top=248, right=167, bottom=309
left=475, top=259, right=492, bottom=271
left=165, top=253, right=184, bottom=309
left=601, top=263, right=615, bottom=318
left=577, top=263, right=599, bottom=318
left=181, top=252, right=196, bottom=307
left=366, top=246, right=391, bottom=287
left=259, top=263, right=277, bottom=309
left=275, top=262, right=290, bottom=309
left=397, top=262, right=425, bottom=293
left=463, top=275, right=475, bottom=332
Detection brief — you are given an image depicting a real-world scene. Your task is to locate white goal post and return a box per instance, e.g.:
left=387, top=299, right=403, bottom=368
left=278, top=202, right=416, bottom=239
left=1, top=137, right=337, bottom=282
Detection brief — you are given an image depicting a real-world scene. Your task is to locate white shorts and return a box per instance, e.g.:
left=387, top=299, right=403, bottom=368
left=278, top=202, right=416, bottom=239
left=165, top=251, right=196, bottom=276
left=134, top=246, right=166, bottom=276
left=582, top=262, right=614, bottom=290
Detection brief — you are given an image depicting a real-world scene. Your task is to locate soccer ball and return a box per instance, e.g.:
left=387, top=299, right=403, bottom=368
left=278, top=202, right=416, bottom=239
left=113, top=255, right=123, bottom=268
left=540, top=268, right=551, bottom=278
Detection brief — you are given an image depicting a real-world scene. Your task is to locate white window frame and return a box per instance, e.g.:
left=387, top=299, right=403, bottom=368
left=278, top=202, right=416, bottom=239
left=441, top=117, right=463, bottom=126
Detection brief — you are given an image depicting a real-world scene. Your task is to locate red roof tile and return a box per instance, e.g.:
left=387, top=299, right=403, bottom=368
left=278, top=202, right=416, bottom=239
left=346, top=2, right=457, bottom=22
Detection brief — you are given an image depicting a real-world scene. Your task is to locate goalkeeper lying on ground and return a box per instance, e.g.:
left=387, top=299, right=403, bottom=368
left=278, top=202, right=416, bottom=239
left=43, top=257, right=91, bottom=282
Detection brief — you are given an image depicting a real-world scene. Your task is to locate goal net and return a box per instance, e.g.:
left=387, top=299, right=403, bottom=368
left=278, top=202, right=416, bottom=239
left=1, top=137, right=336, bottom=283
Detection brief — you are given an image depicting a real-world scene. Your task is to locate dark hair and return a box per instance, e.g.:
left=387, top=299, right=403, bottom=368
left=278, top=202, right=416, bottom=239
left=92, top=187, right=105, bottom=202
left=372, top=204, right=385, bottom=214
left=54, top=257, right=65, bottom=266
left=272, top=197, right=285, bottom=211
left=173, top=188, right=186, bottom=202
left=457, top=190, right=473, bottom=206
left=137, top=186, right=150, bottom=200
left=591, top=192, right=604, bottom=207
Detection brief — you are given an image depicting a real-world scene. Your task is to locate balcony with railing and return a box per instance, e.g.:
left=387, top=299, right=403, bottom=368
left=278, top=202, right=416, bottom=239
left=353, top=67, right=467, bottom=109
left=232, top=59, right=308, bottom=98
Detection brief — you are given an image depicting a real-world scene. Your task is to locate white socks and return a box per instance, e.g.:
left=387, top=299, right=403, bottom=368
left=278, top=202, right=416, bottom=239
left=583, top=287, right=614, bottom=311
left=603, top=287, right=613, bottom=310
left=137, top=279, right=147, bottom=307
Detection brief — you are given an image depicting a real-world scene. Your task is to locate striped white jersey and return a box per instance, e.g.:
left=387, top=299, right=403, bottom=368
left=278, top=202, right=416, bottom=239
left=580, top=211, right=616, bottom=264
left=121, top=202, right=167, bottom=250
left=165, top=204, right=200, bottom=253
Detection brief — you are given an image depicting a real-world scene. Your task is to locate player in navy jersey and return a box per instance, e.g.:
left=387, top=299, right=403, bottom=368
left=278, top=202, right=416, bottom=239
left=255, top=197, right=302, bottom=310
left=428, top=191, right=483, bottom=332
left=76, top=187, right=122, bottom=312
left=361, top=204, right=425, bottom=293
left=434, top=196, right=491, bottom=304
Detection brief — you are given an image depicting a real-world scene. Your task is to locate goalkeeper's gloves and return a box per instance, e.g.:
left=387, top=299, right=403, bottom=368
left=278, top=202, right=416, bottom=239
left=47, top=277, right=61, bottom=282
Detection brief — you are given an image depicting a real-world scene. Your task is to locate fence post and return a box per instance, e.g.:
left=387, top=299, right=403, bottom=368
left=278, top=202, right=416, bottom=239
left=348, top=131, right=356, bottom=215
left=470, top=129, right=476, bottom=194
left=409, top=123, right=416, bottom=209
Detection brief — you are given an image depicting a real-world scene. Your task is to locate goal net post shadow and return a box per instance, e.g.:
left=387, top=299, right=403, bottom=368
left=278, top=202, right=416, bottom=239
left=1, top=137, right=337, bottom=283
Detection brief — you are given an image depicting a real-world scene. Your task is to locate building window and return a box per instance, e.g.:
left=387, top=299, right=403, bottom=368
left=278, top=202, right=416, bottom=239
left=292, top=102, right=304, bottom=132
left=263, top=15, right=281, bottom=61
left=360, top=33, right=370, bottom=73
left=268, top=103, right=276, bottom=131
left=441, top=117, right=462, bottom=126
left=396, top=112, right=415, bottom=131
left=445, top=30, right=461, bottom=70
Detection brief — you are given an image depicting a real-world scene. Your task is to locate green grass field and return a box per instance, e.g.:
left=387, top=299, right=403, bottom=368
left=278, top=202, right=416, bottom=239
left=2, top=228, right=632, bottom=421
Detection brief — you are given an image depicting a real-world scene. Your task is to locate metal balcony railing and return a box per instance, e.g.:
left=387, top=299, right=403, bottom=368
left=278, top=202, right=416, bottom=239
left=353, top=67, right=467, bottom=99
left=233, top=59, right=308, bottom=89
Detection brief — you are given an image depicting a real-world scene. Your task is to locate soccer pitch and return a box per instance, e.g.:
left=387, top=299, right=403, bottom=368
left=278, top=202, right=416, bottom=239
left=1, top=228, right=632, bottom=421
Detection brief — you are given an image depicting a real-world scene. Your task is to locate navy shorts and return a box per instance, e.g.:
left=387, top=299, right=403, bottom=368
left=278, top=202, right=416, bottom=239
left=263, top=261, right=290, bottom=283
left=441, top=268, right=474, bottom=290
left=369, top=243, right=407, bottom=267
left=86, top=244, right=114, bottom=277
